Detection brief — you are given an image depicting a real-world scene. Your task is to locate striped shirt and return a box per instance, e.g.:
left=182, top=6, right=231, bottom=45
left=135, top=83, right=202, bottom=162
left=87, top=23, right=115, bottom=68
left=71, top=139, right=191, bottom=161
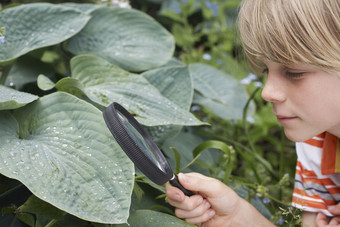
left=292, top=132, right=340, bottom=216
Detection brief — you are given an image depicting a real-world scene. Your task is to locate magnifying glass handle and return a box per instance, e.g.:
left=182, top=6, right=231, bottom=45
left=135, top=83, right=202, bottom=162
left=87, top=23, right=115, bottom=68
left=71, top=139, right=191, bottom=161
left=169, top=174, right=194, bottom=197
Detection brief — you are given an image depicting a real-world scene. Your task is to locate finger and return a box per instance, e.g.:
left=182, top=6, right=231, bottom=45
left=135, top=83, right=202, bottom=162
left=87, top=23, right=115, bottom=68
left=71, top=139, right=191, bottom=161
left=177, top=172, right=229, bottom=198
left=165, top=182, right=185, bottom=203
left=329, top=216, right=340, bottom=225
left=177, top=172, right=239, bottom=212
left=329, top=204, right=340, bottom=216
left=175, top=199, right=211, bottom=219
left=316, top=212, right=328, bottom=226
left=184, top=209, right=216, bottom=225
left=168, top=194, right=204, bottom=211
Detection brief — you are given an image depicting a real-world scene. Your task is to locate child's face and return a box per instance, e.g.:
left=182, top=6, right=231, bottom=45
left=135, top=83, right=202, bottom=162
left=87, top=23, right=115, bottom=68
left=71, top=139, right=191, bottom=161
left=261, top=61, right=340, bottom=142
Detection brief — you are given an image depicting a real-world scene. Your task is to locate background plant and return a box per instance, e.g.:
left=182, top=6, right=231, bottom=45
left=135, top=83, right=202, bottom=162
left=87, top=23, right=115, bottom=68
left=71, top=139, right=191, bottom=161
left=0, top=0, right=300, bottom=226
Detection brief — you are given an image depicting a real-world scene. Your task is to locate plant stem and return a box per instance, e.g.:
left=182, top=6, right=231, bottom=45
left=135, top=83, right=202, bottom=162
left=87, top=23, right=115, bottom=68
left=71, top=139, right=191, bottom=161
left=45, top=219, right=57, bottom=227
left=279, top=127, right=285, bottom=200
left=242, top=87, right=260, bottom=156
left=0, top=183, right=24, bottom=200
left=0, top=64, right=12, bottom=85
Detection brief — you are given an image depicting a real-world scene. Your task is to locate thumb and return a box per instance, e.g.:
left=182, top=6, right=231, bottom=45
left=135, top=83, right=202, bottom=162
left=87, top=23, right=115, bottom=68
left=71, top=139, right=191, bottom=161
left=329, top=203, right=340, bottom=215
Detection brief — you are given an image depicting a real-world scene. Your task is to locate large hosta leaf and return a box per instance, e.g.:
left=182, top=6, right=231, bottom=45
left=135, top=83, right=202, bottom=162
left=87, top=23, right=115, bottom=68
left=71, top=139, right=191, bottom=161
left=58, top=55, right=204, bottom=127
left=0, top=85, right=39, bottom=110
left=65, top=7, right=175, bottom=72
left=0, top=3, right=91, bottom=63
left=142, top=66, right=193, bottom=144
left=117, top=210, right=194, bottom=227
left=190, top=63, right=250, bottom=119
left=0, top=92, right=134, bottom=224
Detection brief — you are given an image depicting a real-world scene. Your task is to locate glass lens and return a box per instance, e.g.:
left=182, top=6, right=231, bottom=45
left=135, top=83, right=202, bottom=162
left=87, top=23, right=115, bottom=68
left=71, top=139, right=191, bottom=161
left=117, top=111, right=165, bottom=172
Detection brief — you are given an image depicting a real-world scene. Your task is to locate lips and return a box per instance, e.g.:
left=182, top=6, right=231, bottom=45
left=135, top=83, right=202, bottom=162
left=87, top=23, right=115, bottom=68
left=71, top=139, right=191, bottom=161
left=275, top=115, right=298, bottom=123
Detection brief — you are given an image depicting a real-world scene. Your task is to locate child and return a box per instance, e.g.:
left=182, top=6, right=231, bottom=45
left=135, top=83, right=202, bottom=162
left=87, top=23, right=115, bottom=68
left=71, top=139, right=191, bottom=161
left=165, top=0, right=340, bottom=226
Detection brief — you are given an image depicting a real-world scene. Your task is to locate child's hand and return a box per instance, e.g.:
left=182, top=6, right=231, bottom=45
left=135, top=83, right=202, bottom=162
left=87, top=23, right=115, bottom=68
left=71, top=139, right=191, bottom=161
left=316, top=204, right=340, bottom=226
left=165, top=172, right=274, bottom=227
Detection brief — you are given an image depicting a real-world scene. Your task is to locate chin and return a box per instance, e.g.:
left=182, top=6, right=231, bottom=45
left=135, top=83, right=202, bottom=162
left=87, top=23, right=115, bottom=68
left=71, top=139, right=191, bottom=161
left=283, top=130, right=312, bottom=142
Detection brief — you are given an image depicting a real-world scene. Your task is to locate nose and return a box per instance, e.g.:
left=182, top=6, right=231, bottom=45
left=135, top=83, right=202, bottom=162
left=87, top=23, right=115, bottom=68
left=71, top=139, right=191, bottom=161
left=261, top=74, right=286, bottom=103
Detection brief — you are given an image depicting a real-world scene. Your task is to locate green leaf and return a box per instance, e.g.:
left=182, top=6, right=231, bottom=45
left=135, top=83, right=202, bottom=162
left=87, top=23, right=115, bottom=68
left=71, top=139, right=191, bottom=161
left=142, top=66, right=193, bottom=143
left=37, top=74, right=55, bottom=91
left=0, top=92, right=134, bottom=224
left=191, top=140, right=233, bottom=184
left=6, top=55, right=55, bottom=90
left=118, top=210, right=195, bottom=227
left=162, top=129, right=216, bottom=176
left=0, top=85, right=39, bottom=110
left=62, top=3, right=104, bottom=14
left=190, top=63, right=249, bottom=119
left=17, top=213, right=35, bottom=227
left=0, top=3, right=91, bottom=63
left=142, top=66, right=192, bottom=110
left=62, top=55, right=205, bottom=127
left=66, top=7, right=175, bottom=72
left=18, top=195, right=66, bottom=220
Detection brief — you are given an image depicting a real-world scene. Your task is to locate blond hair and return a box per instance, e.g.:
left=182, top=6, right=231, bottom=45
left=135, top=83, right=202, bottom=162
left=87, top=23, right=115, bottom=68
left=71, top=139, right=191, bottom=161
left=238, top=0, right=340, bottom=74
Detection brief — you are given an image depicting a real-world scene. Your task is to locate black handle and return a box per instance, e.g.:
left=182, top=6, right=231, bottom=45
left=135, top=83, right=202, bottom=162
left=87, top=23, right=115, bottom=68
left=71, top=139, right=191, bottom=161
left=169, top=174, right=194, bottom=197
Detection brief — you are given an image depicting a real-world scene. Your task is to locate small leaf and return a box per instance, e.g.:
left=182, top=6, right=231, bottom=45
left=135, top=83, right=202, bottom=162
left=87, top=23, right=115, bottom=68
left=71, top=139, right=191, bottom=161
left=6, top=55, right=55, bottom=90
left=0, top=85, right=39, bottom=110
left=17, top=213, right=35, bottom=227
left=37, top=74, right=55, bottom=91
left=18, top=195, right=66, bottom=220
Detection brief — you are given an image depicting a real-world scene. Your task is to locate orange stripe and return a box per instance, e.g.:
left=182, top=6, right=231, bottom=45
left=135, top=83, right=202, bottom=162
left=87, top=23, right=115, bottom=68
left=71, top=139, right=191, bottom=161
left=335, top=139, right=340, bottom=173
left=328, top=187, right=340, bottom=194
left=321, top=133, right=338, bottom=174
left=296, top=168, right=338, bottom=187
left=294, top=188, right=322, bottom=200
left=296, top=162, right=317, bottom=177
left=292, top=196, right=332, bottom=209
left=305, top=138, right=324, bottom=148
left=293, top=189, right=338, bottom=206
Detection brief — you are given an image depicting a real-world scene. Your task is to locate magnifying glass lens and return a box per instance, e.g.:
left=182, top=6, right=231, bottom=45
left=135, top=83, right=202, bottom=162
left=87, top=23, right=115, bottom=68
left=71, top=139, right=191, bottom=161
left=117, top=111, right=166, bottom=173
left=103, top=102, right=193, bottom=197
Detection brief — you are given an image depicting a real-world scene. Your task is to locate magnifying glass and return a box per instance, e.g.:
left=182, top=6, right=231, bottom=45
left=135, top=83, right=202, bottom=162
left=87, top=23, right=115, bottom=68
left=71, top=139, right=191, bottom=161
left=103, top=102, right=193, bottom=196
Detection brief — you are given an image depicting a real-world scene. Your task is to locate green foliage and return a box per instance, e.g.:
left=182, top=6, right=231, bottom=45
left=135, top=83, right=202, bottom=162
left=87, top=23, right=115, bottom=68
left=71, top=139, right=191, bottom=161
left=0, top=0, right=300, bottom=226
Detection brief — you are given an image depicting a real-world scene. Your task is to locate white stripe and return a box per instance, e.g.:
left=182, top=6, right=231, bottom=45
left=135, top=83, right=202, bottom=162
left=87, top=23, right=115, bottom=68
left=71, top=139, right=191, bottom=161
left=312, top=136, right=324, bottom=141
left=326, top=185, right=339, bottom=189
left=292, top=202, right=333, bottom=217
left=293, top=193, right=324, bottom=203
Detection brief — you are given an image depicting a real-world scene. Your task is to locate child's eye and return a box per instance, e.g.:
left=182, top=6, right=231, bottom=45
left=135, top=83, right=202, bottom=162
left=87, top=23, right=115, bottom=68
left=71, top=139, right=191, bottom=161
left=285, top=71, right=304, bottom=79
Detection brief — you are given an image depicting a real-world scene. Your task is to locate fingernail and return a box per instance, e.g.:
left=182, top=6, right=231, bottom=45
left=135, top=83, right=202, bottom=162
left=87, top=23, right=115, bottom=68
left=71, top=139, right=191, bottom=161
left=179, top=173, right=188, bottom=183
left=208, top=210, right=215, bottom=217
left=174, top=193, right=181, bottom=201
left=329, top=205, right=336, bottom=212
